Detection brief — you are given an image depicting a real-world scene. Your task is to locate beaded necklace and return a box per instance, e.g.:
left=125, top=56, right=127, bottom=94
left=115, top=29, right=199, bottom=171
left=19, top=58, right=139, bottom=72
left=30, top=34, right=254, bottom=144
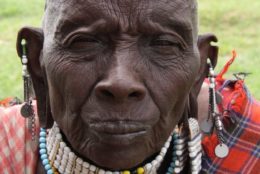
left=39, top=123, right=190, bottom=174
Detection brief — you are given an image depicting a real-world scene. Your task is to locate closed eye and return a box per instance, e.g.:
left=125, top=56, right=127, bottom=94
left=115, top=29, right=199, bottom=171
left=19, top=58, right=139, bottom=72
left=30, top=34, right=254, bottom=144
left=67, top=35, right=105, bottom=52
left=146, top=35, right=184, bottom=55
left=150, top=39, right=179, bottom=47
left=72, top=36, right=101, bottom=44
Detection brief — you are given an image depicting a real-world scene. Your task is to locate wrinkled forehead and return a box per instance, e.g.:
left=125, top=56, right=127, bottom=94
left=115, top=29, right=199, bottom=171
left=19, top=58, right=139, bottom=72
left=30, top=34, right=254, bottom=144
left=43, top=0, right=197, bottom=37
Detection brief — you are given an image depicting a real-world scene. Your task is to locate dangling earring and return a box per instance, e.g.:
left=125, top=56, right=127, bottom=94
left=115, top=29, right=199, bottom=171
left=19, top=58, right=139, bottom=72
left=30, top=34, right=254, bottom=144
left=20, top=39, right=36, bottom=145
left=173, top=125, right=189, bottom=173
left=201, top=59, right=229, bottom=158
left=188, top=118, right=202, bottom=174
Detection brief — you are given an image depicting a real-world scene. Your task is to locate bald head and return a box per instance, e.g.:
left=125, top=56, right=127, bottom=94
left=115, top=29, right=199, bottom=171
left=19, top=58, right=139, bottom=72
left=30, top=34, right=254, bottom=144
left=42, top=0, right=198, bottom=46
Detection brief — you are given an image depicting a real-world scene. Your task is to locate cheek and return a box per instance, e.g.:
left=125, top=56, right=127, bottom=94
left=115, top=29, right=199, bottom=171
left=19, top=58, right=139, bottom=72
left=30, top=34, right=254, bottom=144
left=46, top=60, right=102, bottom=150
left=145, top=54, right=200, bottom=140
left=146, top=58, right=199, bottom=114
left=46, top=60, right=98, bottom=124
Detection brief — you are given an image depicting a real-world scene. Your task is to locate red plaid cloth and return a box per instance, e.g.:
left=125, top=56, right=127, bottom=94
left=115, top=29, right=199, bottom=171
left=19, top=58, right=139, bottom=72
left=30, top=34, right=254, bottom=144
left=202, top=53, right=260, bottom=174
left=0, top=103, right=39, bottom=174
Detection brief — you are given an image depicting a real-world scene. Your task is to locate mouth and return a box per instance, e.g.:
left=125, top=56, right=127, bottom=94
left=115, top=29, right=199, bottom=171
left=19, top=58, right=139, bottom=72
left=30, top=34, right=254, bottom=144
left=89, top=122, right=149, bottom=145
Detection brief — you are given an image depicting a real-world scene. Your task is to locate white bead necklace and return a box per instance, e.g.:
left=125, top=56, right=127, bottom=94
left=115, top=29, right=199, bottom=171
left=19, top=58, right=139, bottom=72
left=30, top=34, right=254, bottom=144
left=46, top=123, right=176, bottom=174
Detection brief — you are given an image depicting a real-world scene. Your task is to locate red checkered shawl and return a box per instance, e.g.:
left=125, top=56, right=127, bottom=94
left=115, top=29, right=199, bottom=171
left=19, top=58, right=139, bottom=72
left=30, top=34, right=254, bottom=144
left=202, top=52, right=260, bottom=174
left=0, top=102, right=39, bottom=174
left=202, top=79, right=260, bottom=174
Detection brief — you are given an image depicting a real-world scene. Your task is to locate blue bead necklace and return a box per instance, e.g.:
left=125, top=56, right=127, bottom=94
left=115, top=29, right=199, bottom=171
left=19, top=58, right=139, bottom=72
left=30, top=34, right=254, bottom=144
left=39, top=128, right=55, bottom=174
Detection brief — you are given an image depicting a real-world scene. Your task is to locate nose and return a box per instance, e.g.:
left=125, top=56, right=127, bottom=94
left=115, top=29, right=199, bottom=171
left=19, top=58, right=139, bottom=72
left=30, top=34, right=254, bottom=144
left=95, top=77, right=146, bottom=103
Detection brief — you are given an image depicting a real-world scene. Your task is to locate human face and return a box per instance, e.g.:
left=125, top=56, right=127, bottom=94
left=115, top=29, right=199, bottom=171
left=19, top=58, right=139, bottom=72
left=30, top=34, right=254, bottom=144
left=42, top=0, right=199, bottom=170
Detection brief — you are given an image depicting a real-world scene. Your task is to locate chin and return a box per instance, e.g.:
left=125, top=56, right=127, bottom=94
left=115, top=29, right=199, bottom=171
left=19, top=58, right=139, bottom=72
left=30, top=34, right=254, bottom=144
left=60, top=111, right=164, bottom=170
left=70, top=126, right=156, bottom=170
left=88, top=140, right=153, bottom=170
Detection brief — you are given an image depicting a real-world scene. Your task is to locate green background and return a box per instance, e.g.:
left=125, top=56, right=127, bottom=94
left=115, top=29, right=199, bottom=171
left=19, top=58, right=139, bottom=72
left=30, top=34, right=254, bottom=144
left=0, top=0, right=260, bottom=100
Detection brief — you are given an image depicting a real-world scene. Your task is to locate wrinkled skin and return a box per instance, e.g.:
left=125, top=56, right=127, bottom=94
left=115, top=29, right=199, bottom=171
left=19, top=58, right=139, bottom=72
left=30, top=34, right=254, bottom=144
left=17, top=0, right=218, bottom=172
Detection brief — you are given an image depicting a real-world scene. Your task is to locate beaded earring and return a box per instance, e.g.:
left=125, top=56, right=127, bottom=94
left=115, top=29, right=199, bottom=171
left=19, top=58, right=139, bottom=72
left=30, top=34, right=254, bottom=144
left=166, top=118, right=202, bottom=174
left=188, top=118, right=202, bottom=174
left=20, top=39, right=36, bottom=144
left=173, top=125, right=189, bottom=173
left=200, top=59, right=229, bottom=158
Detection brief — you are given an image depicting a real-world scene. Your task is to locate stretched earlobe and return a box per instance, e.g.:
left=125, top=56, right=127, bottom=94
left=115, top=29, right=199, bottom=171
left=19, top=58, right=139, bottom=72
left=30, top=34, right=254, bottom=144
left=188, top=33, right=219, bottom=119
left=17, top=27, right=54, bottom=128
left=197, top=33, right=218, bottom=69
left=17, top=27, right=44, bottom=77
left=192, top=33, right=219, bottom=97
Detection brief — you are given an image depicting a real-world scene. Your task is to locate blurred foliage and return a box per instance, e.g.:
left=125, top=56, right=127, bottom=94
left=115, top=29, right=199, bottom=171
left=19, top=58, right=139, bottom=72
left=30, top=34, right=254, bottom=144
left=199, top=0, right=260, bottom=100
left=0, top=0, right=45, bottom=99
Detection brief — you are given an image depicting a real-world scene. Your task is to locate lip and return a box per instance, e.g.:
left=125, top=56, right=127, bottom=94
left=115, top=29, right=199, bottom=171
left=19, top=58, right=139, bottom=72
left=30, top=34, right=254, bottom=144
left=89, top=122, right=149, bottom=145
left=89, top=122, right=147, bottom=134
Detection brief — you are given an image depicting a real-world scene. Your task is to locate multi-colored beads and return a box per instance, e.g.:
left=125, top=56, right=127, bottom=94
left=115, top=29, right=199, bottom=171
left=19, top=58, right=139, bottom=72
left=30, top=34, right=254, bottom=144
left=39, top=123, right=184, bottom=174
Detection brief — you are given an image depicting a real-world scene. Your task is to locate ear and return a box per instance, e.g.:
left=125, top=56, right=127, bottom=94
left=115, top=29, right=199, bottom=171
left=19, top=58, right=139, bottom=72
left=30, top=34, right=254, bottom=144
left=195, top=33, right=218, bottom=95
left=189, top=33, right=218, bottom=119
left=17, top=27, right=54, bottom=128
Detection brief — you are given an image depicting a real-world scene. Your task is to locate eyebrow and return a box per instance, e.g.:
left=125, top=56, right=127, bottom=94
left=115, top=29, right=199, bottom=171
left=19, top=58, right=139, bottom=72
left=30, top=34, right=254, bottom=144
left=55, top=14, right=192, bottom=46
left=54, top=18, right=117, bottom=43
left=55, top=19, right=108, bottom=40
left=138, top=19, right=192, bottom=45
left=57, top=18, right=191, bottom=34
left=141, top=18, right=192, bottom=33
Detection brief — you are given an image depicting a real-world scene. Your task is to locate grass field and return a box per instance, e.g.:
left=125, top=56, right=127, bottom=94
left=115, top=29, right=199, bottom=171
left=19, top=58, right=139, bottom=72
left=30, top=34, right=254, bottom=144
left=0, top=0, right=260, bottom=99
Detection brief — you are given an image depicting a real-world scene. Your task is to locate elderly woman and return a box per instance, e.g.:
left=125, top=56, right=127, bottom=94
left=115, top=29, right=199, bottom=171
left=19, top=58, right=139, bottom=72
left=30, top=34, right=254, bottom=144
left=1, top=0, right=260, bottom=174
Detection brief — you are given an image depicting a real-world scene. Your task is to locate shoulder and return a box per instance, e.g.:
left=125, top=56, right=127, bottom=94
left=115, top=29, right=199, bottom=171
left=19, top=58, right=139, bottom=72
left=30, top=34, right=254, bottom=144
left=0, top=104, right=27, bottom=173
left=0, top=101, right=39, bottom=173
left=0, top=104, right=25, bottom=130
left=0, top=97, right=24, bottom=127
